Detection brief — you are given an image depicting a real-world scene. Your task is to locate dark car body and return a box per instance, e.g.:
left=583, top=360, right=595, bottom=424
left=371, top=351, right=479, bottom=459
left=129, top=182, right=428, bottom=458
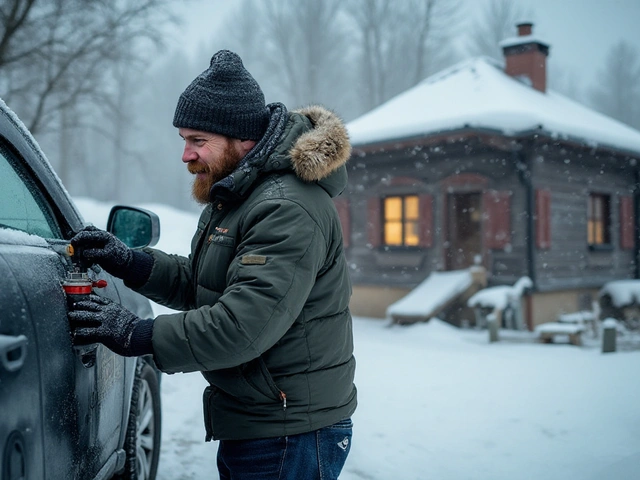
left=0, top=99, right=160, bottom=479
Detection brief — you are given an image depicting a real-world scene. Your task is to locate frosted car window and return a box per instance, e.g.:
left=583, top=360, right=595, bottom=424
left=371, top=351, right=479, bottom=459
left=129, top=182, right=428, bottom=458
left=0, top=143, right=61, bottom=239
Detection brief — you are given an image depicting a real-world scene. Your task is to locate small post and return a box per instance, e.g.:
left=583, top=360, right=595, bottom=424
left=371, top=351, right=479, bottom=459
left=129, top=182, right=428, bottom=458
left=487, top=311, right=500, bottom=343
left=602, top=318, right=617, bottom=353
left=474, top=308, right=486, bottom=329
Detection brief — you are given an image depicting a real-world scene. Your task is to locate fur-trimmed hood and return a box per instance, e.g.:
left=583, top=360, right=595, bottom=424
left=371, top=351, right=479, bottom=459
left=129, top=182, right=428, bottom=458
left=209, top=103, right=351, bottom=202
left=289, top=106, right=351, bottom=183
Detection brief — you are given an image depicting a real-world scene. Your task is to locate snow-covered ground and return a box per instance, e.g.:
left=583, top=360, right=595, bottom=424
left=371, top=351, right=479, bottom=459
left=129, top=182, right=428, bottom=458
left=75, top=198, right=640, bottom=480
left=155, top=319, right=640, bottom=480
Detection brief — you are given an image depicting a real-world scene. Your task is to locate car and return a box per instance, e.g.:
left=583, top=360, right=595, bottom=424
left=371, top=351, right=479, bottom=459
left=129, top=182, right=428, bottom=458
left=0, top=97, right=162, bottom=479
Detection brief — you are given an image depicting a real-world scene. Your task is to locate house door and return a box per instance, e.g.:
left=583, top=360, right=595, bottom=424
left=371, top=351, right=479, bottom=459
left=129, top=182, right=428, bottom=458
left=446, top=193, right=483, bottom=270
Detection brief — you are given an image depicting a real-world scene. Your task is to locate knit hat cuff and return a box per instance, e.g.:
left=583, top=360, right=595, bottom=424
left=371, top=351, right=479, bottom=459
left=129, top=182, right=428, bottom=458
left=173, top=94, right=269, bottom=140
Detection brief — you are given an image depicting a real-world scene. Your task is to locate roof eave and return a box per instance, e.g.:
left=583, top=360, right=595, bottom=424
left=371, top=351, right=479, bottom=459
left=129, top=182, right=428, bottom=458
left=351, top=126, right=640, bottom=159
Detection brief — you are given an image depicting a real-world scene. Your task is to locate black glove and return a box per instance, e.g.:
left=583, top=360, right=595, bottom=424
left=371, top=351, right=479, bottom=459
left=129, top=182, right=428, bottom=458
left=71, top=226, right=133, bottom=277
left=68, top=294, right=154, bottom=357
left=70, top=226, right=154, bottom=287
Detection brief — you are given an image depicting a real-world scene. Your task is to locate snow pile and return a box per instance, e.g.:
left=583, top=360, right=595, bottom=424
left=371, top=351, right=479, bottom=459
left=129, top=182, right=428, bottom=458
left=534, top=322, right=583, bottom=334
left=599, top=280, right=640, bottom=307
left=468, top=276, right=532, bottom=310
left=0, top=227, right=50, bottom=247
left=386, top=269, right=473, bottom=318
left=347, top=57, right=640, bottom=156
left=558, top=311, right=596, bottom=323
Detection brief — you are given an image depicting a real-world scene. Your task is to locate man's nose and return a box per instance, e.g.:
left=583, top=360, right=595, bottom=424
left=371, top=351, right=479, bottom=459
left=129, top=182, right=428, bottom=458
left=182, top=146, right=197, bottom=163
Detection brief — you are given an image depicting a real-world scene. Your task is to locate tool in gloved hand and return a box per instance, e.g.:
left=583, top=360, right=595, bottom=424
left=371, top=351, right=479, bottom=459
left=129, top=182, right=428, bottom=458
left=68, top=294, right=154, bottom=357
left=69, top=226, right=154, bottom=288
left=70, top=226, right=134, bottom=278
left=52, top=240, right=108, bottom=311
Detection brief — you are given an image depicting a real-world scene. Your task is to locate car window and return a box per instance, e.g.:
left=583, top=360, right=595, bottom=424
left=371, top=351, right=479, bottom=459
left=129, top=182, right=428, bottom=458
left=0, top=142, right=62, bottom=239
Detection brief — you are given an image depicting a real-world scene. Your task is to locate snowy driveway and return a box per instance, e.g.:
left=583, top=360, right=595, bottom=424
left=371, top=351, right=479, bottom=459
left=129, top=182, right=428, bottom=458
left=156, top=317, right=640, bottom=480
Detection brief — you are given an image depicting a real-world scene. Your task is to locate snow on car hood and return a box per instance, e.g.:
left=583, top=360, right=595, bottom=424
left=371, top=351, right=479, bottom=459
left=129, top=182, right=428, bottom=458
left=0, top=227, right=50, bottom=247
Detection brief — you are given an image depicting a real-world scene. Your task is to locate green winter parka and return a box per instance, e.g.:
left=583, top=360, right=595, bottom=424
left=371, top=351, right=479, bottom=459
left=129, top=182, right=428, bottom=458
left=135, top=105, right=357, bottom=441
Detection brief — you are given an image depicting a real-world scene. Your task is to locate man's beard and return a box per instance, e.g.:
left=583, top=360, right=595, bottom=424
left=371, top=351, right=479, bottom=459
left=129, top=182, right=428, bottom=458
left=188, top=144, right=244, bottom=205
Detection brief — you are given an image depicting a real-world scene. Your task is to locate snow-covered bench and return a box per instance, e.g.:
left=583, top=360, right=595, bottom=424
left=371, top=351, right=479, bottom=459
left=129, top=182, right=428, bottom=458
left=557, top=311, right=596, bottom=324
left=535, top=322, right=585, bottom=346
left=557, top=309, right=599, bottom=338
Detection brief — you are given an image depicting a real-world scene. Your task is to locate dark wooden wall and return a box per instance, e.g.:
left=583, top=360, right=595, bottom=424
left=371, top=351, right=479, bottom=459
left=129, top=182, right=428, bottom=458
left=343, top=135, right=639, bottom=293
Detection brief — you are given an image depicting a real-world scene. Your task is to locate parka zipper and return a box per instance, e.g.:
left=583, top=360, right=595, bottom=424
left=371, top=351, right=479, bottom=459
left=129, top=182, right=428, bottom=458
left=255, top=357, right=287, bottom=410
left=280, top=390, right=288, bottom=437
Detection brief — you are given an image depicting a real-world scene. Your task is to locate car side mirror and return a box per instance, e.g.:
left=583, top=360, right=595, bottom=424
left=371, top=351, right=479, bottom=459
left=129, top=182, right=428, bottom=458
left=106, top=206, right=160, bottom=249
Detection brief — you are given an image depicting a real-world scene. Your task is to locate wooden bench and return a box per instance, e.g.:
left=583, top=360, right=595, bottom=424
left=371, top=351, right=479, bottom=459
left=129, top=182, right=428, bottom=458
left=535, top=322, right=585, bottom=346
left=558, top=310, right=599, bottom=338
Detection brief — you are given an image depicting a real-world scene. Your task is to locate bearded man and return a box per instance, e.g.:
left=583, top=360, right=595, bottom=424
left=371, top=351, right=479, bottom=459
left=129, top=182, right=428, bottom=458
left=68, top=50, right=357, bottom=479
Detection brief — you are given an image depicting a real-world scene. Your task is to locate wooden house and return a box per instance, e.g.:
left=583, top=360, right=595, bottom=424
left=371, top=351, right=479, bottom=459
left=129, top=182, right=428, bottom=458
left=339, top=23, right=640, bottom=329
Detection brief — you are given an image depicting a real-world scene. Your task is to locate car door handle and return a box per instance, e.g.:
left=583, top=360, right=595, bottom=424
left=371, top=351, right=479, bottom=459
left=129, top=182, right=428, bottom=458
left=0, top=334, right=28, bottom=372
left=74, top=344, right=98, bottom=368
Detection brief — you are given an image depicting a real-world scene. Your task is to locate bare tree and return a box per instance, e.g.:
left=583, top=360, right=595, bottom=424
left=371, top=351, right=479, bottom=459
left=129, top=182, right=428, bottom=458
left=212, top=0, right=351, bottom=112
left=0, top=0, right=178, bottom=195
left=467, top=0, right=533, bottom=61
left=209, top=0, right=462, bottom=121
left=588, top=40, right=640, bottom=131
left=345, top=0, right=462, bottom=114
left=548, top=64, right=584, bottom=103
left=391, top=0, right=461, bottom=93
left=343, top=0, right=391, bottom=110
left=1, top=0, right=176, bottom=134
left=115, top=50, right=199, bottom=209
left=265, top=0, right=348, bottom=107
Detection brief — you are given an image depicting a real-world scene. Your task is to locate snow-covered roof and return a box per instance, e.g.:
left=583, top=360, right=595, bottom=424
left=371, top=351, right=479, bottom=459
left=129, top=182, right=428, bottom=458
left=499, top=34, right=549, bottom=49
left=347, top=57, right=640, bottom=156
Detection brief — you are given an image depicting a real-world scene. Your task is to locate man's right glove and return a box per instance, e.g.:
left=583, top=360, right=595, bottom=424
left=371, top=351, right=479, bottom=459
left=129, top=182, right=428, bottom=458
left=70, top=226, right=154, bottom=288
left=68, top=294, right=154, bottom=357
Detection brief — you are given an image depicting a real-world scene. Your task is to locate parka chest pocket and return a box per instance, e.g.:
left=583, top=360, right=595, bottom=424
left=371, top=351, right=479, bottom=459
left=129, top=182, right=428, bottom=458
left=197, top=232, right=237, bottom=293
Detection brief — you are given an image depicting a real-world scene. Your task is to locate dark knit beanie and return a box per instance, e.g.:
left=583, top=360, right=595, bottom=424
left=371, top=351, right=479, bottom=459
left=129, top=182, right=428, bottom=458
left=173, top=50, right=269, bottom=140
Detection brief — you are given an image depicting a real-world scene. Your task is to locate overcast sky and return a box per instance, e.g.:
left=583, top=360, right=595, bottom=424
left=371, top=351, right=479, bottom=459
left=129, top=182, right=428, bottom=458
left=172, top=0, right=640, bottom=91
left=517, top=0, right=640, bottom=83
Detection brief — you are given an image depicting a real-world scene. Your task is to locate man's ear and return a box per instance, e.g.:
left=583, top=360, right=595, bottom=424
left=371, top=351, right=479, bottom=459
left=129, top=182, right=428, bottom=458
left=239, top=139, right=257, bottom=155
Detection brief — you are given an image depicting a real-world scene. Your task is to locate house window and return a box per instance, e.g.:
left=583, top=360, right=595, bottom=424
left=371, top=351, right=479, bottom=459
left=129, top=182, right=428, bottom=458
left=588, top=193, right=611, bottom=246
left=384, top=195, right=419, bottom=246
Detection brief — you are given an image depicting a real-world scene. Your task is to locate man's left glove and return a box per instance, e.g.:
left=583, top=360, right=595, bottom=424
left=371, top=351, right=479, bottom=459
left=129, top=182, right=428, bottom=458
left=70, top=226, right=154, bottom=288
left=68, top=294, right=154, bottom=357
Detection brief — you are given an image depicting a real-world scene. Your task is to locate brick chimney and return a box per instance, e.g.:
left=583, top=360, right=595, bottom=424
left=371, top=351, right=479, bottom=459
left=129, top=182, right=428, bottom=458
left=500, top=22, right=550, bottom=93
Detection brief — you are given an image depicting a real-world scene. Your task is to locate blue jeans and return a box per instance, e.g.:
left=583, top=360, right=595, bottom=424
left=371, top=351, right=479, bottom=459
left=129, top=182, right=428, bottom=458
left=216, top=418, right=353, bottom=480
